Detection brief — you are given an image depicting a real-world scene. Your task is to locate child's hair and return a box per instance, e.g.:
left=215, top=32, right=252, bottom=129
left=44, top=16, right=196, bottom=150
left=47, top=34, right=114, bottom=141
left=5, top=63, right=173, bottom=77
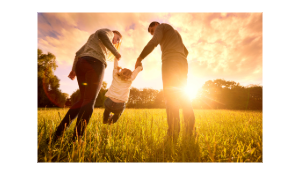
left=117, top=67, right=132, bottom=81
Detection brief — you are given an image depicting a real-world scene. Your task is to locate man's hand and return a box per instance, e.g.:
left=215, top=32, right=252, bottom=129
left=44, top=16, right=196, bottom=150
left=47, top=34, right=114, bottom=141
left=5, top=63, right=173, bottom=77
left=135, top=57, right=143, bottom=69
left=68, top=71, right=76, bottom=80
left=115, top=53, right=121, bottom=61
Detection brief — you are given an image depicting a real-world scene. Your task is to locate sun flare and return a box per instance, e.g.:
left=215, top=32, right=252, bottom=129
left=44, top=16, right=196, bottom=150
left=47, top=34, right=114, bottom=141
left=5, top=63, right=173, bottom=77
left=185, top=85, right=199, bottom=100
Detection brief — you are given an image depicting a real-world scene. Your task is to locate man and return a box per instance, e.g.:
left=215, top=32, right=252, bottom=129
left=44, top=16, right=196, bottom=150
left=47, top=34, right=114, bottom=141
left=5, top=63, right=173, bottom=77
left=135, top=21, right=195, bottom=140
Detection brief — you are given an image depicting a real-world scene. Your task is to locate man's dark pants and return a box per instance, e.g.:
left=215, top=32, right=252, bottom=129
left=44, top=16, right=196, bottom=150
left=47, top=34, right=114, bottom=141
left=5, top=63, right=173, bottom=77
left=162, top=57, right=195, bottom=138
left=54, top=56, right=105, bottom=140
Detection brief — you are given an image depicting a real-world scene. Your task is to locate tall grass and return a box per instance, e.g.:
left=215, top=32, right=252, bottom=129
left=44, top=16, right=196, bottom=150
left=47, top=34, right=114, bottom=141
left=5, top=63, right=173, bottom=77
left=38, top=108, right=262, bottom=162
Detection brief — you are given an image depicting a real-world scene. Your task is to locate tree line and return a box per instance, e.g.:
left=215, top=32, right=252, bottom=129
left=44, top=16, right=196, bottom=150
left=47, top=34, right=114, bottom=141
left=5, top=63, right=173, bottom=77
left=193, top=79, right=262, bottom=110
left=38, top=49, right=262, bottom=110
left=68, top=80, right=262, bottom=110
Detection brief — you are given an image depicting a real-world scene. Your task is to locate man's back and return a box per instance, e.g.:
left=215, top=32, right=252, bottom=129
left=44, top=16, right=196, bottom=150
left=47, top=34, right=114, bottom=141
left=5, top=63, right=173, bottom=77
left=139, top=23, right=189, bottom=61
left=158, top=23, right=189, bottom=59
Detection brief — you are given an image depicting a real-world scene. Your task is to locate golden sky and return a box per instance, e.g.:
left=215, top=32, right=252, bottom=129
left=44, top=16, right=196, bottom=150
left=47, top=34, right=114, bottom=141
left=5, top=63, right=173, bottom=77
left=38, top=13, right=262, bottom=96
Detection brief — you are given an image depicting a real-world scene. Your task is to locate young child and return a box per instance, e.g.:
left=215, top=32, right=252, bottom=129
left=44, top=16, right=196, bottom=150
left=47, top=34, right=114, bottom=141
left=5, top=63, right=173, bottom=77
left=103, top=57, right=143, bottom=124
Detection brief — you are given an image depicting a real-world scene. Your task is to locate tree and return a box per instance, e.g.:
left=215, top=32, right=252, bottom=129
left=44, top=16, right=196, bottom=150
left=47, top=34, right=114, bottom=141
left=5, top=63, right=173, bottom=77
left=70, top=81, right=108, bottom=107
left=66, top=78, right=262, bottom=110
left=127, top=88, right=160, bottom=108
left=38, top=49, right=67, bottom=107
left=194, top=79, right=262, bottom=110
left=70, top=89, right=80, bottom=105
left=127, top=87, right=141, bottom=108
left=153, top=90, right=165, bottom=108
left=62, top=93, right=69, bottom=99
left=95, top=81, right=108, bottom=107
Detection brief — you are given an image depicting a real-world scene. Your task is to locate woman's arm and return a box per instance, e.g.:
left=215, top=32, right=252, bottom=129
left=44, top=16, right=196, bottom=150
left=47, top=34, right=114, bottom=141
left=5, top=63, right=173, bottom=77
left=97, top=29, right=120, bottom=58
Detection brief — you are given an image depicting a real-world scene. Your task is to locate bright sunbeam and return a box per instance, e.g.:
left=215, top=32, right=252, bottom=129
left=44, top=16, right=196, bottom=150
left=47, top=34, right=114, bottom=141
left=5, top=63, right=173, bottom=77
left=185, top=85, right=199, bottom=100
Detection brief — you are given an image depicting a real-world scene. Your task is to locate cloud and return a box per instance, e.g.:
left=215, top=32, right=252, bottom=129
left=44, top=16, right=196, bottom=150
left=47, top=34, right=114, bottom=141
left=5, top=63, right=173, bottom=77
left=38, top=27, right=90, bottom=65
left=168, top=13, right=262, bottom=84
left=38, top=13, right=262, bottom=95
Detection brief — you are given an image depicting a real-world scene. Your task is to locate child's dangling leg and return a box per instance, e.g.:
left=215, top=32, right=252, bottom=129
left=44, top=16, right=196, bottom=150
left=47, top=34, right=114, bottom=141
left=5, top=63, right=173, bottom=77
left=103, top=108, right=111, bottom=124
left=109, top=106, right=125, bottom=124
left=109, top=112, right=121, bottom=124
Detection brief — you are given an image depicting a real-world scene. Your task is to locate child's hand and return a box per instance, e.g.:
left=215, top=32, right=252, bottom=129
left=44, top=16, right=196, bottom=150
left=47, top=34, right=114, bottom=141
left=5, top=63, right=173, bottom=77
left=140, top=63, right=143, bottom=71
left=135, top=57, right=142, bottom=69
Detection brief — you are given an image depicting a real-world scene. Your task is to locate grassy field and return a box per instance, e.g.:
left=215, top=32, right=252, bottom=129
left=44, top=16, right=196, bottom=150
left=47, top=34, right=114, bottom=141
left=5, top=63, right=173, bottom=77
left=37, top=108, right=262, bottom=162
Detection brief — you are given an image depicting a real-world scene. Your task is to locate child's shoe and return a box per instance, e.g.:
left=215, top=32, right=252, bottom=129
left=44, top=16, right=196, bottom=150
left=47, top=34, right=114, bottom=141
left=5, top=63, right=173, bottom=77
left=107, top=114, right=113, bottom=124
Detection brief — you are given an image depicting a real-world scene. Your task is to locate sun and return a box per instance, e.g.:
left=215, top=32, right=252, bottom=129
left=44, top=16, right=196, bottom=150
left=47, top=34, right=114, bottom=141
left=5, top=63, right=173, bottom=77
left=184, top=85, right=199, bottom=100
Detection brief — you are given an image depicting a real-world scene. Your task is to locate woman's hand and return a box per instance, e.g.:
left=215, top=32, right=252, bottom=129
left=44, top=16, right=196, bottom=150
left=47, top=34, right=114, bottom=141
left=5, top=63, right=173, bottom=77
left=68, top=71, right=76, bottom=80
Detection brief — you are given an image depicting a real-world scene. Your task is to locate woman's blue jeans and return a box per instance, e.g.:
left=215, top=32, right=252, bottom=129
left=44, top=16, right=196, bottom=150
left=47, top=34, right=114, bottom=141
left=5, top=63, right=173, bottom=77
left=54, top=56, right=105, bottom=139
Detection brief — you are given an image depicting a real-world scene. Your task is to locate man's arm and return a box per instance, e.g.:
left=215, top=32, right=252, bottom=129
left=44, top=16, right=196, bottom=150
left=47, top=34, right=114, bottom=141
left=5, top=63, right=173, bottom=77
left=97, top=29, right=121, bottom=59
left=137, top=24, right=164, bottom=62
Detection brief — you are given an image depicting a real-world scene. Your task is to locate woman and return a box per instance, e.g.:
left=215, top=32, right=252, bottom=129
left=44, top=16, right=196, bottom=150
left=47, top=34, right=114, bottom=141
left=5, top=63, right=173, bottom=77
left=51, top=28, right=122, bottom=143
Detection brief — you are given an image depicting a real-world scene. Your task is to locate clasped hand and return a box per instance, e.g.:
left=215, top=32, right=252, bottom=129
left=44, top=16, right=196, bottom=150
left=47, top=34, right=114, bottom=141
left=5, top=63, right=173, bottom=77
left=135, top=57, right=143, bottom=70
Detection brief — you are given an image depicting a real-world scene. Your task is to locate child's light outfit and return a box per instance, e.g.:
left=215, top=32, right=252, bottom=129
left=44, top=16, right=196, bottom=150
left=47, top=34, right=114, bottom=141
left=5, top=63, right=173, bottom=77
left=103, top=58, right=142, bottom=123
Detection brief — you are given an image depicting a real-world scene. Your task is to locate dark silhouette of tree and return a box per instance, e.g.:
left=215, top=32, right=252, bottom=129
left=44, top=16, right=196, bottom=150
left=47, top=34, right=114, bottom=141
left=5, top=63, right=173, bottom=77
left=38, top=49, right=67, bottom=107
left=194, top=79, right=262, bottom=110
left=65, top=98, right=72, bottom=107
left=95, top=81, right=108, bottom=107
left=127, top=87, right=142, bottom=108
left=127, top=88, right=161, bottom=108
left=247, top=85, right=263, bottom=110
left=70, top=89, right=80, bottom=106
left=153, top=90, right=165, bottom=108
left=69, top=81, right=108, bottom=107
left=68, top=78, right=262, bottom=110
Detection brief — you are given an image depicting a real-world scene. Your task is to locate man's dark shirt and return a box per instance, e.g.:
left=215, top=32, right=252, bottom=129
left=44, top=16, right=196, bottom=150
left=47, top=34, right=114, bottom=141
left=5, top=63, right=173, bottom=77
left=139, top=23, right=189, bottom=61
